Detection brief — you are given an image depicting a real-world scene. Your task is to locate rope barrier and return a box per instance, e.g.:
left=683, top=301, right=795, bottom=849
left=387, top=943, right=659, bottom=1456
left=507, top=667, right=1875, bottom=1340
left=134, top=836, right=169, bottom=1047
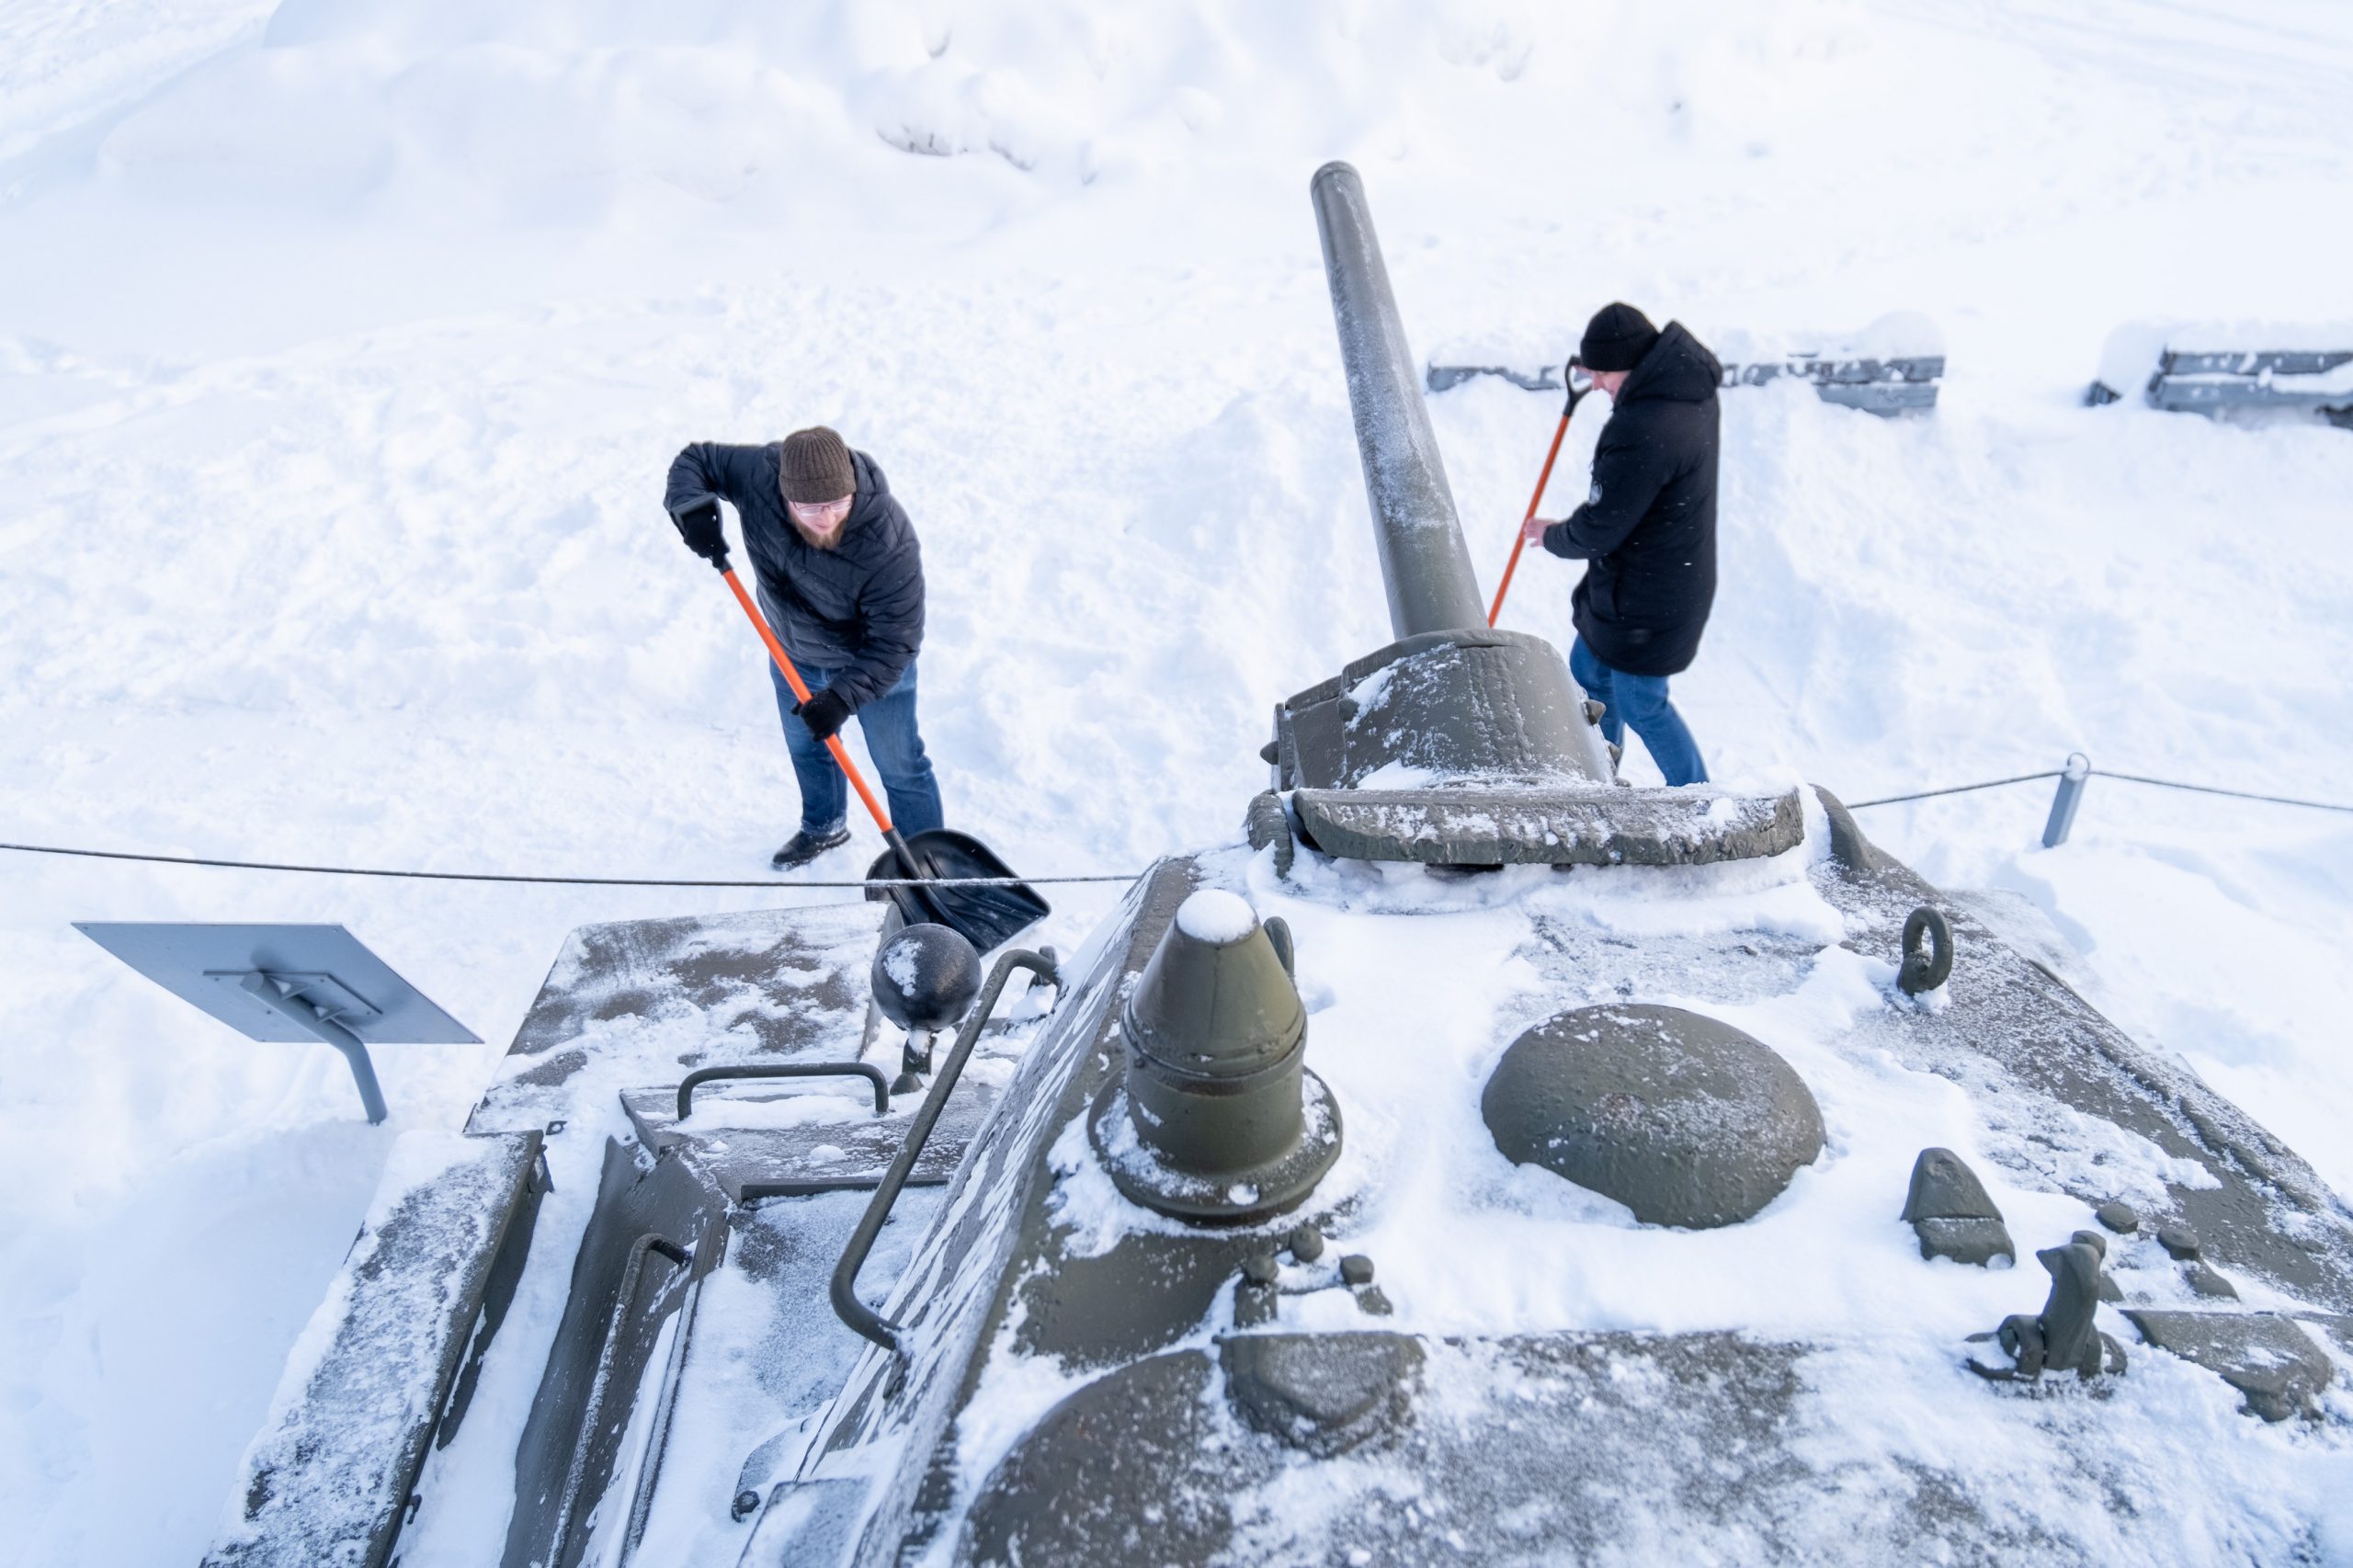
left=2088, top=770, right=2353, bottom=814
left=1847, top=767, right=2353, bottom=814
left=6, top=761, right=2346, bottom=887
left=1844, top=771, right=2063, bottom=810
left=0, top=839, right=1142, bottom=889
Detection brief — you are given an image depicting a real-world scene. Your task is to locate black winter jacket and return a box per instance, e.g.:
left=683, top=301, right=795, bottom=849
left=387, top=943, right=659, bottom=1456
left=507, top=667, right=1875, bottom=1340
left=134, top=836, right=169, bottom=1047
left=665, top=444, right=926, bottom=710
left=1540, top=322, right=1722, bottom=677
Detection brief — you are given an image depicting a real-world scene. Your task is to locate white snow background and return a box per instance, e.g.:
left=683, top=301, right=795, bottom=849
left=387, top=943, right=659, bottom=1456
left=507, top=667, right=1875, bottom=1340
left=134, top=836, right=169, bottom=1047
left=1, top=0, right=2350, bottom=1562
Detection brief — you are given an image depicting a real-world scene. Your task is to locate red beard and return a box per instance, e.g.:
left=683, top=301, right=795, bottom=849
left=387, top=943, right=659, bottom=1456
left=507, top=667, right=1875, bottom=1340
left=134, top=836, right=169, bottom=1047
left=790, top=516, right=845, bottom=551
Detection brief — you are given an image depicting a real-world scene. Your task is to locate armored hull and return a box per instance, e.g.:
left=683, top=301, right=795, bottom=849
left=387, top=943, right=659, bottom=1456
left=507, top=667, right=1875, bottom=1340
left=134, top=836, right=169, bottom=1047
left=206, top=167, right=2353, bottom=1568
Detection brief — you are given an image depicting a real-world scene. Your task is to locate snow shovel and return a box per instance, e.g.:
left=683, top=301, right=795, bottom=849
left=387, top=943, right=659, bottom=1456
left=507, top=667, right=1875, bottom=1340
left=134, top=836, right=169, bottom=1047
left=717, top=566, right=1050, bottom=951
left=1486, top=366, right=1592, bottom=628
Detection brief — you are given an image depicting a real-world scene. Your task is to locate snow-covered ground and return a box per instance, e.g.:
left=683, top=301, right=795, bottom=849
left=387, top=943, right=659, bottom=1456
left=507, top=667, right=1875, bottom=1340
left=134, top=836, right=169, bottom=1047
left=2, top=1, right=2349, bottom=1562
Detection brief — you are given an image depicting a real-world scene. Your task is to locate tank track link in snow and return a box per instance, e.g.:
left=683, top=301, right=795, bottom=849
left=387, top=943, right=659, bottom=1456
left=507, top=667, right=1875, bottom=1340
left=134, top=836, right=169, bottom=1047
left=1428, top=353, right=1944, bottom=415
left=2088, top=345, right=2353, bottom=426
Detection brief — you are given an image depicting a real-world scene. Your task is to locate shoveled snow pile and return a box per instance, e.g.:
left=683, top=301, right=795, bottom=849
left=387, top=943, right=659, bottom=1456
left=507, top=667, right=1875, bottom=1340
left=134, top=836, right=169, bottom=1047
left=1706, top=310, right=1948, bottom=367
left=4, top=1, right=2352, bottom=1562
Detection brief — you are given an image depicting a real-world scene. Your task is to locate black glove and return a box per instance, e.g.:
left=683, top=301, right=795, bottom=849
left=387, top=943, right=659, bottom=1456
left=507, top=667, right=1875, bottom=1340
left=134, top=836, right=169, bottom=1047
left=794, top=688, right=852, bottom=741
left=671, top=499, right=730, bottom=569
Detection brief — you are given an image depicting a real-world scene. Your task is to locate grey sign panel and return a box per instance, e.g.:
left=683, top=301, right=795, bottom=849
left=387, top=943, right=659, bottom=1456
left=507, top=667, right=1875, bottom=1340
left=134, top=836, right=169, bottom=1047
left=77, top=922, right=481, bottom=1124
left=73, top=923, right=480, bottom=1045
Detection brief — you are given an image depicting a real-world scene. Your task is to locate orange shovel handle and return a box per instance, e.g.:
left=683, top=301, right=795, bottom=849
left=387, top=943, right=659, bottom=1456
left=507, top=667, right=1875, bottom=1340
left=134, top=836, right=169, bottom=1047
left=1486, top=409, right=1573, bottom=629
left=721, top=566, right=897, bottom=835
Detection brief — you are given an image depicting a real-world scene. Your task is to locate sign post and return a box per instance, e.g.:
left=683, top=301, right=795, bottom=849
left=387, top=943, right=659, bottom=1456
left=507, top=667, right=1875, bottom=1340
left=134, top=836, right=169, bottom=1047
left=74, top=922, right=481, bottom=1124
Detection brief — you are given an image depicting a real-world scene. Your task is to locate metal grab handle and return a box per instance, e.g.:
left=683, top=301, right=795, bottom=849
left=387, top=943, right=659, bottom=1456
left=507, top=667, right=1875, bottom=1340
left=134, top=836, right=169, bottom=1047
left=676, top=1062, right=891, bottom=1121
left=550, top=1233, right=691, bottom=1561
left=830, top=949, right=1058, bottom=1353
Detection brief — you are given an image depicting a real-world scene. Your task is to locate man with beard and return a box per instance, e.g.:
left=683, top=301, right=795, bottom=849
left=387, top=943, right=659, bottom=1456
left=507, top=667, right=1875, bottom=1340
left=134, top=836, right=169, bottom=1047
left=1522, top=302, right=1722, bottom=786
left=665, top=426, right=942, bottom=868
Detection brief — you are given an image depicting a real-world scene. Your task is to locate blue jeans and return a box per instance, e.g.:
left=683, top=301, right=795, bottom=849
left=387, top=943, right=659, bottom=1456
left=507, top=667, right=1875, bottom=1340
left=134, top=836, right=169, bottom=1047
left=1570, top=636, right=1709, bottom=787
left=770, top=659, right=945, bottom=838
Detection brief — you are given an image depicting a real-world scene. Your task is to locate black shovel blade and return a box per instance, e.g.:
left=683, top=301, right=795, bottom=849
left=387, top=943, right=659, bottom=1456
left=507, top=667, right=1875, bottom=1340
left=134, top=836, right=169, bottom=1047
left=864, top=829, right=1050, bottom=952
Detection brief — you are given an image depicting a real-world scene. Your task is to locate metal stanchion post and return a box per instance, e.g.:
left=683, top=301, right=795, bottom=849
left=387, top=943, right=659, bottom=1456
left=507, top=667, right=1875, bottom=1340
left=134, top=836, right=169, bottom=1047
left=2041, top=753, right=2091, bottom=848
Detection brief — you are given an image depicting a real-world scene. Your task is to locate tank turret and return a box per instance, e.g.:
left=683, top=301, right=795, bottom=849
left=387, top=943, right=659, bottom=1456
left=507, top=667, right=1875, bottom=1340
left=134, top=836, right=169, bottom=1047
left=1254, top=165, right=1803, bottom=871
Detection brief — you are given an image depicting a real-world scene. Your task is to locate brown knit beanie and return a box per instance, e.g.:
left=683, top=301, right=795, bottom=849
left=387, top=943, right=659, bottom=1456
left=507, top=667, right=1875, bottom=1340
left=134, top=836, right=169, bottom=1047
left=779, top=426, right=856, bottom=505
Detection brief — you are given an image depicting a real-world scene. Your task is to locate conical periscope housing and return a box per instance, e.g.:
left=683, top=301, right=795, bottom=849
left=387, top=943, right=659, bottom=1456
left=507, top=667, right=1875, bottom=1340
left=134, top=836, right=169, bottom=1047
left=1089, top=893, right=1340, bottom=1222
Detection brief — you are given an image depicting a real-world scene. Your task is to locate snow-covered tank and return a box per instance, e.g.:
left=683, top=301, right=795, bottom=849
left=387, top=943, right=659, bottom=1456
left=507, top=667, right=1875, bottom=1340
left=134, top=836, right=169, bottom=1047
left=206, top=166, right=2353, bottom=1568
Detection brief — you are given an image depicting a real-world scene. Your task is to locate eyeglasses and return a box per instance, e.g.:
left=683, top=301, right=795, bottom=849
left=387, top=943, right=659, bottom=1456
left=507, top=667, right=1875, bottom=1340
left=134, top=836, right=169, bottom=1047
left=790, top=496, right=853, bottom=520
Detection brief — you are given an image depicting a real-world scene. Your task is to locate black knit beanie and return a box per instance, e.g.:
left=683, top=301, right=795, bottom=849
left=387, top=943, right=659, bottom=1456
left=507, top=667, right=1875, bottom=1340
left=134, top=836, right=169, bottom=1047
left=779, top=426, right=856, bottom=505
left=1579, top=302, right=1659, bottom=373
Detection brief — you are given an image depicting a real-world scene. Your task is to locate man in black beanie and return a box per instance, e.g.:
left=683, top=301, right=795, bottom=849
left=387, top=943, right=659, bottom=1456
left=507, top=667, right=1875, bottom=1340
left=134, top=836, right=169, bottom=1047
left=1521, top=302, right=1722, bottom=785
left=665, top=426, right=943, bottom=868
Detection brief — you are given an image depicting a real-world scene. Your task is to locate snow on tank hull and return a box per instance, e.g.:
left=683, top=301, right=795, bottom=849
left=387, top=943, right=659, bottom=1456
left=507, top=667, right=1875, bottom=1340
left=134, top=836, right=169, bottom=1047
left=206, top=164, right=2353, bottom=1567
left=212, top=821, right=2352, bottom=1565
left=739, top=826, right=2353, bottom=1566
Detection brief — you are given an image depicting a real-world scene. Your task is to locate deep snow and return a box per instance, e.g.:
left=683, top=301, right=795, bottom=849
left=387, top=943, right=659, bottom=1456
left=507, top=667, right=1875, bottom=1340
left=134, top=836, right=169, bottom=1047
left=2, top=1, right=2351, bottom=1563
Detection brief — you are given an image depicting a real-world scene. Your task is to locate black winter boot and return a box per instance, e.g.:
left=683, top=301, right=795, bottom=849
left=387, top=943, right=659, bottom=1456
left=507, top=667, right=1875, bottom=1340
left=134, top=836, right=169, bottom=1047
left=770, top=826, right=851, bottom=869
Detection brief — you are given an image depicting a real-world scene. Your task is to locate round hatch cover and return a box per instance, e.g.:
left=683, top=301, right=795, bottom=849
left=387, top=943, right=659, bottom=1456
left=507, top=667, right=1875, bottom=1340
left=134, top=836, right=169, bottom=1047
left=1482, top=1004, right=1824, bottom=1228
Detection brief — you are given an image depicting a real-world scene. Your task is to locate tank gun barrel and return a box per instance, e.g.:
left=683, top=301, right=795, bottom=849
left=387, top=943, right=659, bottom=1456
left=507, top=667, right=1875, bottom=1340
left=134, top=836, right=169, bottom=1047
left=1310, top=161, right=1487, bottom=639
